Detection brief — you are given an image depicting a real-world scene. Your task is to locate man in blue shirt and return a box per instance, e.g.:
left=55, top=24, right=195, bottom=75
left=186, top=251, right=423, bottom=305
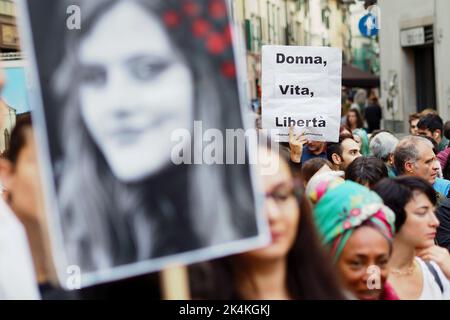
left=300, top=141, right=327, bottom=164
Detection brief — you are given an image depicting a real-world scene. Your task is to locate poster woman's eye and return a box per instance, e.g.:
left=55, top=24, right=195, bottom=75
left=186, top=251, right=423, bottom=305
left=81, top=66, right=107, bottom=87
left=128, top=58, right=170, bottom=81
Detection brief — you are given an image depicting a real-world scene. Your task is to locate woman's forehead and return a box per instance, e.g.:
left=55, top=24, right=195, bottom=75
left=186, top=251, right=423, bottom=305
left=408, top=191, right=432, bottom=207
left=343, top=227, right=390, bottom=254
left=79, top=2, right=173, bottom=64
left=262, top=162, right=291, bottom=188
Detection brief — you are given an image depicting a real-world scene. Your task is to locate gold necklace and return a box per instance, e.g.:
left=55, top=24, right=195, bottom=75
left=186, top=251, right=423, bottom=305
left=391, top=261, right=417, bottom=276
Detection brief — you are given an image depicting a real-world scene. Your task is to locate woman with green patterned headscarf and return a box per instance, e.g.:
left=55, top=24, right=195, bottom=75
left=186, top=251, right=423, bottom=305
left=307, top=174, right=398, bottom=300
left=353, top=128, right=370, bottom=156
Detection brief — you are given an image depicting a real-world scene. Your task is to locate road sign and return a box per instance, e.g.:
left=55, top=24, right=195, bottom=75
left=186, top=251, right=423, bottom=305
left=359, top=13, right=379, bottom=37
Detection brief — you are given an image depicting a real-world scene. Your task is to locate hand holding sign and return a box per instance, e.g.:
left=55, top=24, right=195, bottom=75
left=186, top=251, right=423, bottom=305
left=289, top=127, right=307, bottom=163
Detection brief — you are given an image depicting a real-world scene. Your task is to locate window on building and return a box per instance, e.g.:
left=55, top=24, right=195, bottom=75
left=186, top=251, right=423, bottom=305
left=414, top=45, right=436, bottom=112
left=304, top=0, right=309, bottom=17
left=255, top=16, right=262, bottom=52
left=0, top=0, right=15, bottom=16
left=245, top=19, right=253, bottom=51
left=272, top=4, right=278, bottom=44
left=304, top=30, right=310, bottom=45
left=296, top=21, right=302, bottom=45
left=288, top=12, right=297, bottom=44
left=261, top=16, right=268, bottom=44
left=4, top=129, right=10, bottom=152
left=267, top=1, right=272, bottom=43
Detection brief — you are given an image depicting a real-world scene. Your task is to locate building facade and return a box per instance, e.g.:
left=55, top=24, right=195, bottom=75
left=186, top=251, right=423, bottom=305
left=0, top=0, right=19, bottom=53
left=379, top=0, right=450, bottom=133
left=0, top=0, right=19, bottom=153
left=231, top=0, right=365, bottom=105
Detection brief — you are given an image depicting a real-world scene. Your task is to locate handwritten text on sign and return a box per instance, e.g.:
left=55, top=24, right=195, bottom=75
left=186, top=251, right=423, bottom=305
left=261, top=46, right=342, bottom=142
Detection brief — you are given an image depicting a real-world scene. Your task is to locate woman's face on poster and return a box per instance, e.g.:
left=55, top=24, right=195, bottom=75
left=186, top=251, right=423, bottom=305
left=78, top=1, right=193, bottom=182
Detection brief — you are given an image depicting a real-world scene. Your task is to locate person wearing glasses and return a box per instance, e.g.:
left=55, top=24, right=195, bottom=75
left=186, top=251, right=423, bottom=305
left=189, top=145, right=344, bottom=299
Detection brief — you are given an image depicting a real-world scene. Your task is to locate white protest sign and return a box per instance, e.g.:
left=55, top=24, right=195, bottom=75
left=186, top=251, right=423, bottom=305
left=262, top=45, right=342, bottom=142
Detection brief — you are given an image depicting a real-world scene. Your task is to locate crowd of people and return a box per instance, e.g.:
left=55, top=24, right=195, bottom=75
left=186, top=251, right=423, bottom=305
left=284, top=105, right=450, bottom=299
left=2, top=100, right=450, bottom=299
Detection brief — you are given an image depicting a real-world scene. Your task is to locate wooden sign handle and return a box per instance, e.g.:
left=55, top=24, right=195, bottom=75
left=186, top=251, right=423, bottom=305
left=160, top=264, right=191, bottom=300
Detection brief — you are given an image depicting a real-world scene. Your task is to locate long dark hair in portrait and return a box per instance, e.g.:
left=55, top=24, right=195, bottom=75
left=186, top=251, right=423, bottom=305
left=39, top=0, right=258, bottom=275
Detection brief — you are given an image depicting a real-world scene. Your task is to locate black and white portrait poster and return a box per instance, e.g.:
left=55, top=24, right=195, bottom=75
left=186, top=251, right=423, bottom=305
left=18, top=0, right=268, bottom=288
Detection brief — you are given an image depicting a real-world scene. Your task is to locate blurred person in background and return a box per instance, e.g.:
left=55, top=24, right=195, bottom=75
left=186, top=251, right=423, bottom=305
left=364, top=94, right=382, bottom=133
left=434, top=122, right=450, bottom=253
left=409, top=113, right=421, bottom=136
left=417, top=114, right=447, bottom=152
left=0, top=69, right=40, bottom=299
left=0, top=115, right=74, bottom=299
left=437, top=121, right=450, bottom=180
left=189, top=145, right=344, bottom=300
left=301, top=158, right=333, bottom=186
left=0, top=195, right=40, bottom=299
left=345, top=156, right=388, bottom=189
left=339, top=124, right=353, bottom=136
left=369, top=132, right=399, bottom=178
left=351, top=89, right=367, bottom=118
left=308, top=176, right=398, bottom=300
left=369, top=129, right=391, bottom=141
left=420, top=108, right=439, bottom=117
left=443, top=121, right=450, bottom=147
left=346, top=109, right=364, bottom=132
left=442, top=159, right=450, bottom=189
left=374, top=177, right=450, bottom=300
left=353, top=128, right=370, bottom=156
left=436, top=193, right=450, bottom=252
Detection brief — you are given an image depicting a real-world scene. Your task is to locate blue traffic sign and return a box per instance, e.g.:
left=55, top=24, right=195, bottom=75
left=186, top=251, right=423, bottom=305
left=359, top=13, right=379, bottom=37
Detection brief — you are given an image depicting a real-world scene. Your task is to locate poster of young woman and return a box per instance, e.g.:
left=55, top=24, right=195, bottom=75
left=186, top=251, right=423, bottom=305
left=18, top=0, right=268, bottom=288
left=261, top=45, right=342, bottom=143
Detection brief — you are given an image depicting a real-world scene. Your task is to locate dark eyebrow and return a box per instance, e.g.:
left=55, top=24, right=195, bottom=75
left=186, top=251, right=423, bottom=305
left=80, top=62, right=104, bottom=68
left=268, top=181, right=292, bottom=193
left=350, top=254, right=368, bottom=259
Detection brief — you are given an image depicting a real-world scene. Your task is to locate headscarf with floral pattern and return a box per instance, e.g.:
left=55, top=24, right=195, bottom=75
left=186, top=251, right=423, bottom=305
left=308, top=178, right=396, bottom=261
